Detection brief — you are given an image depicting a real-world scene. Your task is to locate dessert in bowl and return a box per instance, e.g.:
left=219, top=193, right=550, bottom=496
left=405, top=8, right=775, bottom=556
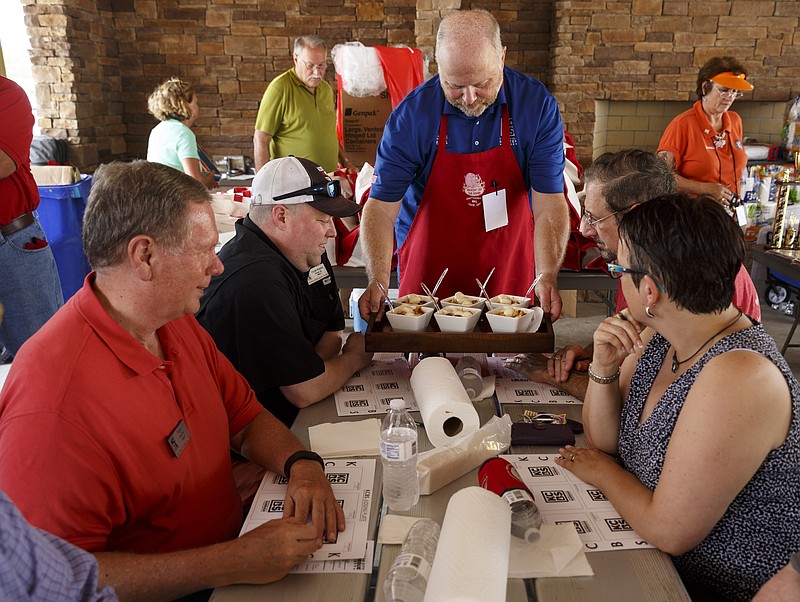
left=393, top=293, right=436, bottom=308
left=489, top=293, right=531, bottom=308
left=441, top=291, right=485, bottom=311
left=433, top=305, right=482, bottom=333
left=485, top=306, right=543, bottom=333
left=385, top=304, right=434, bottom=332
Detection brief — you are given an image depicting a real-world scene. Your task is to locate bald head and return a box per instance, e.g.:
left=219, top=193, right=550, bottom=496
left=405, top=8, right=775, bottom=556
left=435, top=9, right=503, bottom=66
left=435, top=10, right=505, bottom=118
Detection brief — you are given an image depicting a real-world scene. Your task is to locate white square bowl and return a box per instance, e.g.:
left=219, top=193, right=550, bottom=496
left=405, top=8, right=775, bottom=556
left=393, top=293, right=436, bottom=309
left=485, top=306, right=542, bottom=333
left=441, top=292, right=485, bottom=311
left=385, top=304, right=434, bottom=332
left=433, top=306, right=482, bottom=333
left=489, top=294, right=531, bottom=308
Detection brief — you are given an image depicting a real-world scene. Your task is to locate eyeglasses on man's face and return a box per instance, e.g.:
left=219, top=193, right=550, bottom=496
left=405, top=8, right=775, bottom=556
left=273, top=179, right=341, bottom=202
left=296, top=55, right=328, bottom=72
left=710, top=83, right=743, bottom=99
left=606, top=263, right=666, bottom=293
left=581, top=208, right=621, bottom=228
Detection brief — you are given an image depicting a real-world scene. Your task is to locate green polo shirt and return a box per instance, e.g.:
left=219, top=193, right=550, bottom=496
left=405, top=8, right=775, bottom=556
left=255, top=69, right=339, bottom=172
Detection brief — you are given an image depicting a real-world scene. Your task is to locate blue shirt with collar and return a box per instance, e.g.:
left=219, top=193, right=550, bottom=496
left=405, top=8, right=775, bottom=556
left=370, top=66, right=565, bottom=247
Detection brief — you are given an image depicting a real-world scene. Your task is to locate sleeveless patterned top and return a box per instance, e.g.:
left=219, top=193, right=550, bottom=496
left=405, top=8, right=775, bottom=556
left=618, top=323, right=800, bottom=601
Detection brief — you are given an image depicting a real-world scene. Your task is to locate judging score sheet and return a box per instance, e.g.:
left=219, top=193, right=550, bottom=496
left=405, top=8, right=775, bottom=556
left=506, top=454, right=654, bottom=552
left=240, top=459, right=376, bottom=573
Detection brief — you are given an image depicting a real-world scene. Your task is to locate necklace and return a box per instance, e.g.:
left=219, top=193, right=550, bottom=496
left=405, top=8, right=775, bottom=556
left=671, top=309, right=743, bottom=373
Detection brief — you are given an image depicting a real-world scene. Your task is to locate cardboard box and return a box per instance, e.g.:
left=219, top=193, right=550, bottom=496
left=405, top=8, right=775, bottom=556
left=31, top=165, right=81, bottom=186
left=340, top=89, right=393, bottom=167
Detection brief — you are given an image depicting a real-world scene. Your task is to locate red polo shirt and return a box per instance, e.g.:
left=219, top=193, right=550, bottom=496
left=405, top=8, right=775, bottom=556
left=0, top=274, right=263, bottom=553
left=0, top=76, right=39, bottom=225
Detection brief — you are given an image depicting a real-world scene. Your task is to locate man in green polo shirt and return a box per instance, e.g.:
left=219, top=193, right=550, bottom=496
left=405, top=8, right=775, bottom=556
left=254, top=36, right=355, bottom=173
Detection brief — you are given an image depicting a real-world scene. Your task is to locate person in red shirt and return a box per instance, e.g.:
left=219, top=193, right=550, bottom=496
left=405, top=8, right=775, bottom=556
left=506, top=149, right=760, bottom=399
left=657, top=56, right=753, bottom=205
left=0, top=75, right=63, bottom=360
left=0, top=161, right=344, bottom=600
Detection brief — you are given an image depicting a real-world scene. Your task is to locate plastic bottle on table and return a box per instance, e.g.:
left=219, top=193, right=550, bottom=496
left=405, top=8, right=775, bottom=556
left=383, top=518, right=441, bottom=602
left=380, top=398, right=420, bottom=512
left=479, top=457, right=542, bottom=543
left=455, top=355, right=484, bottom=401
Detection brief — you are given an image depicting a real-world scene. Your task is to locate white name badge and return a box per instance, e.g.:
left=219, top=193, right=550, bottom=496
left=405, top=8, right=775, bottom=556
left=483, top=188, right=508, bottom=232
left=736, top=204, right=748, bottom=227
left=308, top=263, right=329, bottom=285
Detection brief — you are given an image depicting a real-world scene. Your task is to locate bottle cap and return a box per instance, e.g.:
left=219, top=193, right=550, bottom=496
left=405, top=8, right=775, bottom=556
left=522, top=526, right=541, bottom=543
left=389, top=398, right=406, bottom=410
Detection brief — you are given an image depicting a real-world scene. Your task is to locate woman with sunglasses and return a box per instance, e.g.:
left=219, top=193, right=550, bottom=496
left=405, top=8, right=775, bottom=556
left=657, top=57, right=753, bottom=206
left=556, top=193, right=800, bottom=601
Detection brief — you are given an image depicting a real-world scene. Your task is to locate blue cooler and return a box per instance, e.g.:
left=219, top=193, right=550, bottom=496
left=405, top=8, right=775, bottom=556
left=36, top=175, right=92, bottom=301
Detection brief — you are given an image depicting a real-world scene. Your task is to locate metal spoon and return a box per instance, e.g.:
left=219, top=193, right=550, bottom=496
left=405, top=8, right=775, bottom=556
left=376, top=281, right=393, bottom=313
left=475, top=278, right=495, bottom=311
left=524, top=273, right=543, bottom=300
left=430, top=267, right=449, bottom=299
left=420, top=281, right=443, bottom=312
left=480, top=267, right=496, bottom=294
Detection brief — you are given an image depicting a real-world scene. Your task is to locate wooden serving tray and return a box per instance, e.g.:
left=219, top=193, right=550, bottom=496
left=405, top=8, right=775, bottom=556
left=364, top=311, right=554, bottom=353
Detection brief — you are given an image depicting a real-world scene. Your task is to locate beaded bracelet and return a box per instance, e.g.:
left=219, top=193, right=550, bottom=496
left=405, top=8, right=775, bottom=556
left=283, top=450, right=325, bottom=478
left=587, top=364, right=621, bottom=385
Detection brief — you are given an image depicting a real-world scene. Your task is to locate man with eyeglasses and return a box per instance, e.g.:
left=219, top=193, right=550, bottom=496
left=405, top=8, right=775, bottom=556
left=657, top=56, right=753, bottom=205
left=198, top=156, right=374, bottom=427
left=506, top=149, right=760, bottom=399
left=254, top=36, right=355, bottom=173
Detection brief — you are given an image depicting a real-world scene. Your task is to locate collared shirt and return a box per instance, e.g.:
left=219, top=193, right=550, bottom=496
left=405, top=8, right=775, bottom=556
left=146, top=119, right=200, bottom=173
left=197, top=216, right=344, bottom=427
left=370, top=66, right=565, bottom=247
left=0, top=274, right=263, bottom=553
left=0, top=75, right=39, bottom=224
left=0, top=491, right=118, bottom=602
left=657, top=100, right=748, bottom=195
left=254, top=69, right=339, bottom=171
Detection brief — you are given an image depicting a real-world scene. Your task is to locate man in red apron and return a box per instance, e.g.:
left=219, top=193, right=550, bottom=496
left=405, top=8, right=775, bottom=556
left=358, top=9, right=569, bottom=320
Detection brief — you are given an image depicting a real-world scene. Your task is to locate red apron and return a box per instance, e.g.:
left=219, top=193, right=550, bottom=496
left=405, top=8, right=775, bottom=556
left=397, top=105, right=535, bottom=298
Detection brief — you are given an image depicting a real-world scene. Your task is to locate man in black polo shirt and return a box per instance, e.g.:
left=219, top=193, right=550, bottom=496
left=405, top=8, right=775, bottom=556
left=197, top=156, right=373, bottom=426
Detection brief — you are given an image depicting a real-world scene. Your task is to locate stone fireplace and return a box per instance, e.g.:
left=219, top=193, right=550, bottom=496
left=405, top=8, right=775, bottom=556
left=593, top=100, right=788, bottom=159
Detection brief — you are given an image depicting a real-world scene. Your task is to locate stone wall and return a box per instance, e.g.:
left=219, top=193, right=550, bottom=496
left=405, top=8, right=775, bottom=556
left=21, top=0, right=800, bottom=170
left=552, top=0, right=800, bottom=166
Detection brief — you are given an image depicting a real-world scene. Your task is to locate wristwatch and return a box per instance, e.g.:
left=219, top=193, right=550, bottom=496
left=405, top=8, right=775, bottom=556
left=283, top=450, right=325, bottom=478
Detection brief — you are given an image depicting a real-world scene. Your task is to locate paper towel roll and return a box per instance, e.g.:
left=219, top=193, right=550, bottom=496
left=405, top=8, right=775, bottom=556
left=424, top=486, right=511, bottom=602
left=410, top=357, right=481, bottom=448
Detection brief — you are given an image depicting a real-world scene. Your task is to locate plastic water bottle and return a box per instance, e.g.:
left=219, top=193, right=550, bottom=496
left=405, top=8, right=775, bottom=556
left=455, top=355, right=484, bottom=401
left=479, top=457, right=542, bottom=543
left=383, top=518, right=441, bottom=602
left=380, top=398, right=419, bottom=511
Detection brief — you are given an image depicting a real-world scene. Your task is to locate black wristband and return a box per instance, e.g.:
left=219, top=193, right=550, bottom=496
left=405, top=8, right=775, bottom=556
left=283, top=450, right=325, bottom=478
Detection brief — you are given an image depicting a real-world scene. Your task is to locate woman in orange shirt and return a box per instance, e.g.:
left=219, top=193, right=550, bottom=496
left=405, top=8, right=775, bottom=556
left=657, top=57, right=754, bottom=205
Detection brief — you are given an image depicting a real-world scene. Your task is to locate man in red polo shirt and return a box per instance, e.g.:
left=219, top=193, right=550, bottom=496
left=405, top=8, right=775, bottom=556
left=0, top=161, right=344, bottom=600
left=0, top=75, right=63, bottom=361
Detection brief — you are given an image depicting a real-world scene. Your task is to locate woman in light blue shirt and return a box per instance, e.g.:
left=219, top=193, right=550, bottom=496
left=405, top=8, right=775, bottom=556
left=146, top=78, right=216, bottom=189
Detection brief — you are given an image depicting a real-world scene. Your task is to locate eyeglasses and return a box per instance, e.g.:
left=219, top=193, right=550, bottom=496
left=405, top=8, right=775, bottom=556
left=710, top=83, right=743, bottom=99
left=581, top=209, right=621, bottom=228
left=273, top=179, right=341, bottom=202
left=606, top=263, right=666, bottom=293
left=296, top=56, right=327, bottom=72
